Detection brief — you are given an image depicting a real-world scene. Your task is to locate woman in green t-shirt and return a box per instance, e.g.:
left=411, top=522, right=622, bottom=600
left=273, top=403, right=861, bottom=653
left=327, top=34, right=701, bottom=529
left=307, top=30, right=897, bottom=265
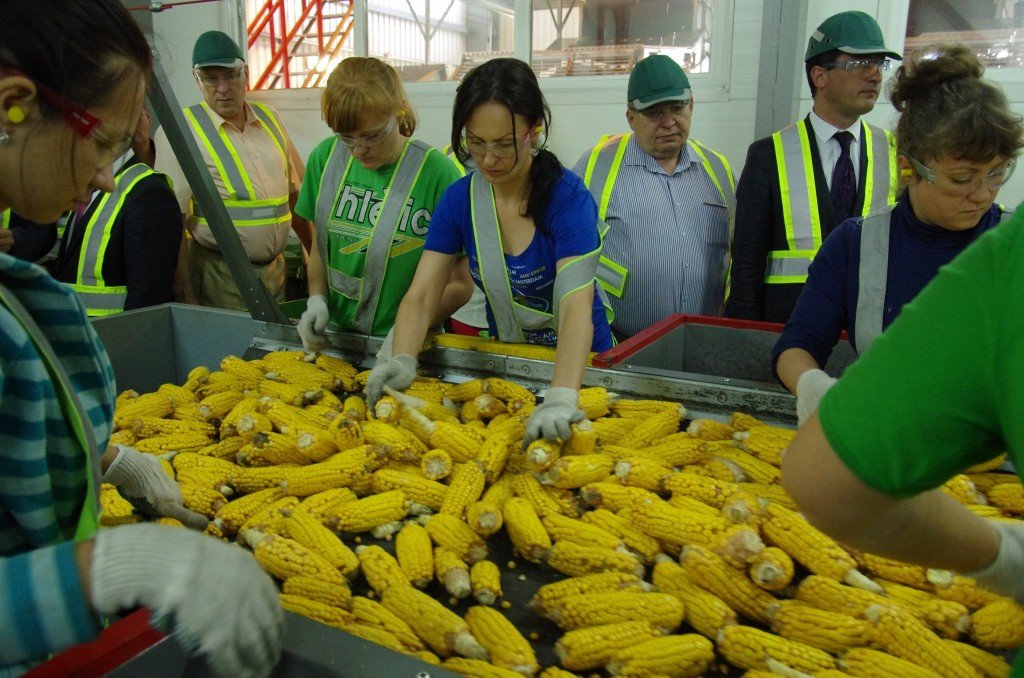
left=296, top=57, right=468, bottom=348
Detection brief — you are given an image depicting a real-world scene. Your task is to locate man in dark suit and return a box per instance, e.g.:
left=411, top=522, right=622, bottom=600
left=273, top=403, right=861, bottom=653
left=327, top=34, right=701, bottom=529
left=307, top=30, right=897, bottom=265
left=725, top=11, right=901, bottom=323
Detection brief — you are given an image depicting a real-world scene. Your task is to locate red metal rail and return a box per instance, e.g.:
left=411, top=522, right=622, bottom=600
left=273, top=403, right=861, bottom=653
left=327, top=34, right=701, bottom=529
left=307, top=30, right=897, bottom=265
left=247, top=0, right=353, bottom=90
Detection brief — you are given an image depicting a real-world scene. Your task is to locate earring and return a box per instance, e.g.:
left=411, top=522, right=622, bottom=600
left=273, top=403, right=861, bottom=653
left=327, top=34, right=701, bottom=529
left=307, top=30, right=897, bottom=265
left=900, top=168, right=913, bottom=178
left=0, top=128, right=10, bottom=146
left=530, top=147, right=539, bottom=157
left=7, top=106, right=25, bottom=125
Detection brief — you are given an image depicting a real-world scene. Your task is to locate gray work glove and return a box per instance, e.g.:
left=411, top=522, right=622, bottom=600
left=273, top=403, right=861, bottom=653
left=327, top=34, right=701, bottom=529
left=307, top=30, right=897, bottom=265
left=365, top=353, right=417, bottom=408
left=90, top=523, right=284, bottom=677
left=523, top=387, right=585, bottom=447
left=796, top=368, right=837, bottom=427
left=297, top=294, right=330, bottom=352
left=964, top=521, right=1024, bottom=604
left=102, top=445, right=209, bottom=530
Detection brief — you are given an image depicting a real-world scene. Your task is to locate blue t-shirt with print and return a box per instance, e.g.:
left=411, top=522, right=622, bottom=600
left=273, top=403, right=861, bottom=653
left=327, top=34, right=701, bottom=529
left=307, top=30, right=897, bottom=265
left=425, top=169, right=613, bottom=351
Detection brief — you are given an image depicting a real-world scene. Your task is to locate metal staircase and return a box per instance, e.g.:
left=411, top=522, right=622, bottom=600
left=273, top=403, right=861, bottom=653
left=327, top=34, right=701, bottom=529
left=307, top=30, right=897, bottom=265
left=247, top=0, right=354, bottom=89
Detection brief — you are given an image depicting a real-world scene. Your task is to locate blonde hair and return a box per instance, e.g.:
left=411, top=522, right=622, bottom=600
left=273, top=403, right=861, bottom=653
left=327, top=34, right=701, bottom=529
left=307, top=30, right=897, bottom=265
left=321, top=57, right=416, bottom=136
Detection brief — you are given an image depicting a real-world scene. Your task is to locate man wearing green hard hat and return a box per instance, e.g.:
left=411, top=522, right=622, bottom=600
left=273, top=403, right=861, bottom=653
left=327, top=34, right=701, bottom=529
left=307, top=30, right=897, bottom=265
left=157, top=30, right=313, bottom=311
left=572, top=53, right=736, bottom=340
left=726, top=11, right=902, bottom=325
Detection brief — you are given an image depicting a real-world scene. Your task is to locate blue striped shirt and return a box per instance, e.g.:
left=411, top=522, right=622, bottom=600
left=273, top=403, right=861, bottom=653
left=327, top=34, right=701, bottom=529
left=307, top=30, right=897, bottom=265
left=0, top=253, right=115, bottom=669
left=572, top=136, right=731, bottom=337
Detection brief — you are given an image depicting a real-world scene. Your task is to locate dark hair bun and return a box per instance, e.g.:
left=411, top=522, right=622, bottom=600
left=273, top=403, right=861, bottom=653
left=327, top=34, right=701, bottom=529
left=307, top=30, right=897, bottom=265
left=889, top=44, right=983, bottom=112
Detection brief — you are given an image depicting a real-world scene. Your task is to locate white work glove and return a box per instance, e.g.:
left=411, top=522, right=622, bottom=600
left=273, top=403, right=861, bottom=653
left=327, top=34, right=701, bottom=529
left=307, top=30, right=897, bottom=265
left=102, top=445, right=209, bottom=530
left=297, top=294, right=330, bottom=352
left=365, top=354, right=417, bottom=408
left=375, top=327, right=395, bottom=365
left=523, top=387, right=585, bottom=447
left=90, top=523, right=283, bottom=677
left=964, top=521, right=1024, bottom=604
left=796, top=368, right=837, bottom=427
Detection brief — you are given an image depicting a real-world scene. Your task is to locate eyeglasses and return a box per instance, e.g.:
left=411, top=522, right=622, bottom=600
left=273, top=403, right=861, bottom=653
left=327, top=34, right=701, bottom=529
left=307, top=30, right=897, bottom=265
left=336, top=115, right=395, bottom=149
left=0, top=64, right=132, bottom=165
left=194, top=67, right=246, bottom=89
left=463, top=129, right=532, bottom=159
left=825, top=58, right=892, bottom=75
left=908, top=156, right=1016, bottom=197
left=632, top=101, right=691, bottom=123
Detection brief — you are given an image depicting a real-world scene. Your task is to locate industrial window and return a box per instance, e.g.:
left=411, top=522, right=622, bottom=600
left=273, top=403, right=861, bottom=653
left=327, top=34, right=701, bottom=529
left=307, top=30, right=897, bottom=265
left=904, top=0, right=1024, bottom=68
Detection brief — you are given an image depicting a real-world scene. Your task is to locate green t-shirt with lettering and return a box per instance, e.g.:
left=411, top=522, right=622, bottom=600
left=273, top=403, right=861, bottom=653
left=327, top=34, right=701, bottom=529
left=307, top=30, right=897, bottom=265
left=296, top=137, right=460, bottom=335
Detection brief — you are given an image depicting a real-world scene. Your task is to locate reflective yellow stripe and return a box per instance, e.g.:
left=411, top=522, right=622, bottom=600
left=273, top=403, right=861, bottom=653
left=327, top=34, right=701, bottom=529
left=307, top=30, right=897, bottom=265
left=583, top=134, right=612, bottom=187
left=599, top=136, right=630, bottom=221
left=862, top=124, right=875, bottom=217
left=1, top=209, right=9, bottom=229
left=688, top=141, right=729, bottom=205
left=597, top=255, right=628, bottom=297
left=183, top=106, right=238, bottom=198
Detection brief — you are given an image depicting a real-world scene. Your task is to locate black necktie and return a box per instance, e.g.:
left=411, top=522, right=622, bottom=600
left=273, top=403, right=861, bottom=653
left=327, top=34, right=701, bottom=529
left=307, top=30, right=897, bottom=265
left=831, top=131, right=856, bottom=225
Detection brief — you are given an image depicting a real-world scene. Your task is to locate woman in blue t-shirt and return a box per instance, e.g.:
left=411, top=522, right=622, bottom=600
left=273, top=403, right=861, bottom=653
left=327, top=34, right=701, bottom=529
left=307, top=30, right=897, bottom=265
left=367, top=57, right=613, bottom=446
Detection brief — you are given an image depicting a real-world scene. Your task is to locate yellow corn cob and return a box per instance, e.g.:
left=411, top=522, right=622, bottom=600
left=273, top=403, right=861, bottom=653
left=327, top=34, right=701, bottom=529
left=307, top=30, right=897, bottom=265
left=192, top=436, right=245, bottom=462
left=235, top=411, right=274, bottom=439
left=394, top=522, right=435, bottom=588
left=838, top=647, right=943, bottom=678
left=561, top=420, right=596, bottom=456
left=540, top=454, right=616, bottom=489
left=733, top=425, right=795, bottom=466
left=131, top=416, right=216, bottom=439
left=943, top=639, right=1011, bottom=678
left=940, top=474, right=985, bottom=505
left=135, top=432, right=213, bottom=455
left=284, top=508, right=360, bottom=578
left=371, top=469, right=447, bottom=511
left=469, top=560, right=502, bottom=606
left=486, top=411, right=528, bottom=439
left=440, top=461, right=486, bottom=517
left=175, top=467, right=233, bottom=496
left=540, top=512, right=621, bottom=552
left=469, top=393, right=507, bottom=420
left=877, top=579, right=970, bottom=639
left=987, top=483, right=1024, bottom=514
left=795, top=574, right=910, bottom=623
left=608, top=397, right=679, bottom=417
left=373, top=395, right=402, bottom=424
left=763, top=504, right=881, bottom=592
left=99, top=484, right=139, bottom=526
left=486, top=377, right=535, bottom=406
left=224, top=464, right=293, bottom=494
left=612, top=456, right=672, bottom=492
left=934, top=576, right=1002, bottom=610
left=447, top=378, right=487, bottom=402
left=554, top=621, right=662, bottom=671
left=466, top=475, right=515, bottom=537
left=686, top=417, right=734, bottom=441
left=964, top=504, right=1009, bottom=519
left=156, top=383, right=196, bottom=405
left=337, top=396, right=366, bottom=423
left=680, top=544, right=775, bottom=625
left=279, top=593, right=354, bottom=628
left=172, top=451, right=238, bottom=472
left=547, top=540, right=643, bottom=578
left=108, top=429, right=138, bottom=447
left=421, top=448, right=453, bottom=480
left=547, top=591, right=683, bottom=632
left=537, top=666, right=577, bottom=678
left=328, top=490, right=409, bottom=533
left=282, top=575, right=352, bottom=609
left=716, top=624, right=837, bottom=672
left=361, top=419, right=429, bottom=461
left=305, top=403, right=342, bottom=426
left=968, top=472, right=1020, bottom=495
left=299, top=487, right=357, bottom=521
left=440, top=658, right=522, bottom=678
left=664, top=472, right=738, bottom=508
left=356, top=544, right=410, bottom=594
left=193, top=378, right=259, bottom=402
left=970, top=598, right=1024, bottom=649
left=265, top=360, right=339, bottom=391
left=282, top=446, right=388, bottom=497
left=529, top=571, right=646, bottom=615
left=738, top=481, right=799, bottom=510
left=178, top=483, right=229, bottom=518
left=197, top=390, right=246, bottom=421
left=767, top=599, right=872, bottom=653
left=867, top=605, right=978, bottom=676
left=607, top=634, right=715, bottom=678
left=728, top=411, right=765, bottom=432
left=424, top=512, right=488, bottom=563
left=409, top=650, right=442, bottom=666
left=579, top=508, right=660, bottom=563
left=627, top=406, right=686, bottom=447
left=243, top=529, right=346, bottom=586
left=748, top=546, right=795, bottom=591
left=434, top=546, right=472, bottom=598
left=474, top=431, right=516, bottom=482
left=573, top=386, right=609, bottom=419
left=257, top=379, right=310, bottom=407
left=707, top=444, right=782, bottom=485
left=632, top=497, right=762, bottom=564
left=463, top=605, right=539, bottom=675
left=850, top=551, right=941, bottom=591
left=589, top=416, right=640, bottom=447
left=524, top=440, right=561, bottom=475
left=721, top=489, right=768, bottom=525
left=577, top=483, right=657, bottom=512
left=620, top=435, right=706, bottom=468
left=510, top=473, right=566, bottom=517
left=219, top=355, right=265, bottom=381
left=380, top=584, right=487, bottom=658
left=238, top=496, right=299, bottom=534
left=310, top=354, right=358, bottom=391
left=350, top=595, right=425, bottom=652
left=114, top=392, right=174, bottom=429
left=294, top=431, right=339, bottom=463
left=264, top=400, right=333, bottom=435
left=241, top=431, right=305, bottom=466
left=650, top=556, right=737, bottom=637
left=460, top=398, right=484, bottom=423
left=503, top=497, right=552, bottom=563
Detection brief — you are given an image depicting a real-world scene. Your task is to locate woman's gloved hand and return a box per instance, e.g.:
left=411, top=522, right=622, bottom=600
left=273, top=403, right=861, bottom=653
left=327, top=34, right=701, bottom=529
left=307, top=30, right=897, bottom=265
left=365, top=354, right=417, bottom=408
left=796, top=368, right=838, bottom=427
left=90, top=523, right=284, bottom=678
left=523, top=387, right=585, bottom=447
left=965, top=521, right=1024, bottom=604
left=297, top=294, right=330, bottom=352
left=102, top=445, right=209, bottom=530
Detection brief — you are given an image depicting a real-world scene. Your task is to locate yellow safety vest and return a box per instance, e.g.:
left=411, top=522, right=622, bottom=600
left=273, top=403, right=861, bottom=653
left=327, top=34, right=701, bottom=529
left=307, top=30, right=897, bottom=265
left=766, top=119, right=897, bottom=285
left=1, top=208, right=9, bottom=230
left=442, top=143, right=471, bottom=177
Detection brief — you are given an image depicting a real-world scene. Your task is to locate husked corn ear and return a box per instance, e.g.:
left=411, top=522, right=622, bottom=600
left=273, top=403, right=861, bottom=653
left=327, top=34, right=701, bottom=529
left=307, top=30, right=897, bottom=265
left=540, top=454, right=616, bottom=489
left=114, top=392, right=174, bottom=428
left=590, top=417, right=640, bottom=446
left=664, top=472, right=738, bottom=508
left=238, top=495, right=299, bottom=533
left=970, top=599, right=1024, bottom=649
left=326, top=416, right=365, bottom=452
left=408, top=650, right=442, bottom=666
left=441, top=658, right=523, bottom=678
left=721, top=489, right=767, bottom=525
left=716, top=625, right=837, bottom=672
left=651, top=557, right=737, bottom=638
left=561, top=420, right=596, bottom=455
left=264, top=359, right=339, bottom=391
left=548, top=592, right=684, bottom=632
left=463, top=605, right=539, bottom=676
left=503, top=497, right=552, bottom=563
left=608, top=397, right=679, bottom=417
left=349, top=596, right=426, bottom=652
left=373, top=395, right=402, bottom=424
left=244, top=529, right=346, bottom=586
left=474, top=432, right=517, bottom=483
left=511, top=473, right=566, bottom=517
left=627, top=406, right=686, bottom=447
left=213, top=487, right=284, bottom=533
left=547, top=540, right=643, bottom=578
left=300, top=487, right=357, bottom=520
left=728, top=411, right=765, bottom=432
left=132, top=416, right=217, bottom=439
left=987, top=483, right=1024, bottom=514
left=578, top=483, right=657, bottom=512
left=877, top=579, right=969, bottom=639
left=576, top=386, right=611, bottom=419
left=425, top=512, right=488, bottom=563
left=282, top=575, right=352, bottom=609
left=607, top=634, right=715, bottom=678
left=686, top=459, right=744, bottom=482
left=312, top=354, right=359, bottom=392
left=762, top=504, right=880, bottom=593
left=687, top=418, right=734, bottom=441
left=362, top=419, right=429, bottom=461
left=614, top=457, right=673, bottom=492
left=733, top=425, right=795, bottom=466
left=486, top=378, right=535, bottom=406
left=530, top=572, right=648, bottom=615
left=380, top=585, right=488, bottom=659
left=341, top=395, right=367, bottom=421
left=197, top=390, right=246, bottom=421
left=838, top=647, right=944, bottom=678
left=395, top=522, right=435, bottom=588
left=329, top=490, right=409, bottom=533
left=421, top=449, right=453, bottom=480
left=708, top=444, right=781, bottom=485
left=525, top=439, right=562, bottom=472
left=356, top=544, right=410, bottom=594
left=236, top=411, right=274, bottom=439
left=850, top=551, right=942, bottom=591
left=542, top=512, right=622, bottom=552
left=944, top=639, right=1012, bottom=678
left=156, top=382, right=197, bottom=405
left=767, top=600, right=872, bottom=653
left=968, top=472, right=1020, bottom=494
left=748, top=546, right=795, bottom=591
left=470, top=393, right=507, bottom=420
left=440, top=461, right=486, bottom=517
left=135, top=432, right=213, bottom=455
left=537, top=667, right=576, bottom=678
left=580, top=508, right=660, bottom=563
left=632, top=497, right=762, bottom=564
left=622, top=435, right=706, bottom=468
left=220, top=355, right=265, bottom=381
left=372, top=469, right=447, bottom=511
left=99, top=484, right=139, bottom=526
left=470, top=560, right=503, bottom=606
left=108, top=429, right=138, bottom=447
left=284, top=508, right=359, bottom=578
left=866, top=605, right=979, bottom=676
left=680, top=545, right=775, bottom=625
left=446, top=378, right=486, bottom=402
left=934, top=576, right=1002, bottom=611
left=279, top=593, right=354, bottom=628
left=194, top=436, right=246, bottom=462
left=554, top=621, right=662, bottom=671
left=737, top=481, right=798, bottom=510
left=434, top=547, right=472, bottom=598
left=941, top=474, right=986, bottom=505
left=467, top=475, right=515, bottom=536
left=178, top=482, right=229, bottom=518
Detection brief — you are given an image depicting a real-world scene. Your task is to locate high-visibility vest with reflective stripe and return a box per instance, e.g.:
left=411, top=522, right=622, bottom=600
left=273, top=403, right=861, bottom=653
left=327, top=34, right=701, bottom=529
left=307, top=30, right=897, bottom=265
left=1, top=209, right=9, bottom=229
left=854, top=205, right=1010, bottom=355
left=183, top=101, right=292, bottom=231
left=69, top=163, right=170, bottom=316
left=766, top=119, right=896, bottom=285
left=442, top=144, right=471, bottom=177
left=469, top=173, right=612, bottom=344
left=581, top=132, right=736, bottom=298
left=314, top=138, right=431, bottom=335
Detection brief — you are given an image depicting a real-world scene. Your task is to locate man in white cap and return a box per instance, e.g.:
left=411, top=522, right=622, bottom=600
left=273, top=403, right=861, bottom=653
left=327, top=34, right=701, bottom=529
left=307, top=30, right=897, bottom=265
left=572, top=54, right=735, bottom=340
left=726, top=11, right=901, bottom=324
left=158, top=30, right=312, bottom=310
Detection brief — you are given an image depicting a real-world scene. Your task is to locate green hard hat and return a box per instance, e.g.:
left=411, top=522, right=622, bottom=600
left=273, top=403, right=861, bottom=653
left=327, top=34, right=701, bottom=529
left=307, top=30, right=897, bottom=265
left=804, top=11, right=902, bottom=62
left=193, top=31, right=245, bottom=69
left=627, top=54, right=691, bottom=110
